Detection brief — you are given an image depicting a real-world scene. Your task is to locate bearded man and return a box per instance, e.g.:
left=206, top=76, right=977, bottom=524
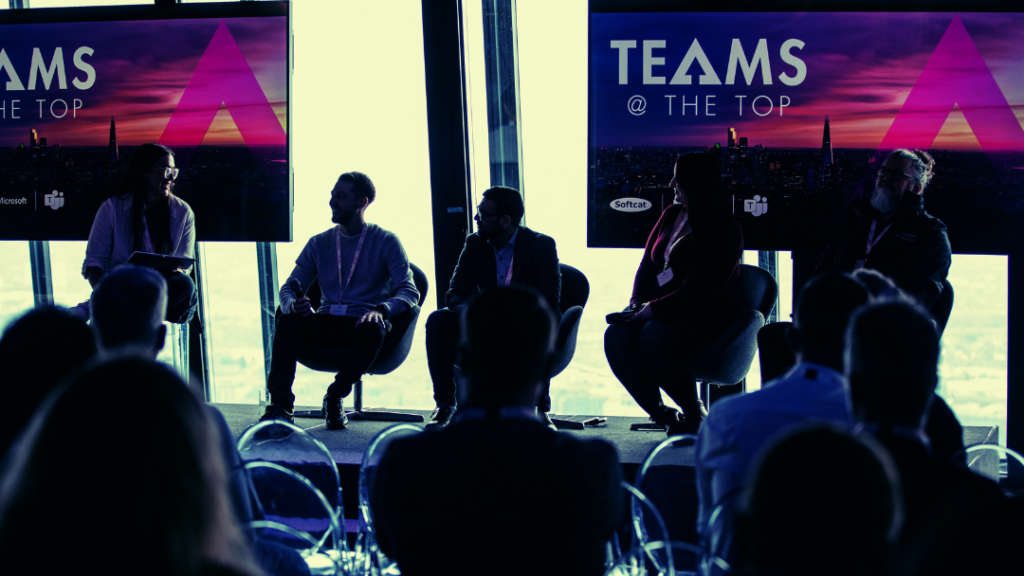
left=816, top=149, right=951, bottom=308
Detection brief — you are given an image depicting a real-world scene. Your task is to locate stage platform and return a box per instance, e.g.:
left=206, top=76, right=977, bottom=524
left=214, top=403, right=682, bottom=467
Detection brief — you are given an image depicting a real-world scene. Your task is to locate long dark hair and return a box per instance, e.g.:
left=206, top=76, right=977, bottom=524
left=0, top=357, right=262, bottom=576
left=115, top=143, right=175, bottom=254
left=674, top=152, right=727, bottom=225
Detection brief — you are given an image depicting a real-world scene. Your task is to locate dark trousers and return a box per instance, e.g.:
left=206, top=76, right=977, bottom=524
left=426, top=308, right=552, bottom=411
left=267, top=313, right=386, bottom=409
left=163, top=270, right=198, bottom=325
left=604, top=319, right=698, bottom=417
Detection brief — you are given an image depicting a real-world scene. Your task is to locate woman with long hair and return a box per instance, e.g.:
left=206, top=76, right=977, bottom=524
left=0, top=357, right=263, bottom=576
left=604, top=152, right=745, bottom=434
left=83, top=143, right=197, bottom=323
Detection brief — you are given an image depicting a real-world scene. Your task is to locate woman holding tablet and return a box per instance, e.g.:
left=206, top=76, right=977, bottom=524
left=83, top=143, right=197, bottom=323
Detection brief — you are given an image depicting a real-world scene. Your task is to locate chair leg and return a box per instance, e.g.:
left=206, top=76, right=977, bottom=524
left=347, top=379, right=425, bottom=423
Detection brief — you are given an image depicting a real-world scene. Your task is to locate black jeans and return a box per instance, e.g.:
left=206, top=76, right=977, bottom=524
left=604, top=319, right=699, bottom=417
left=266, top=313, right=386, bottom=409
left=425, top=308, right=552, bottom=411
left=163, top=270, right=198, bottom=325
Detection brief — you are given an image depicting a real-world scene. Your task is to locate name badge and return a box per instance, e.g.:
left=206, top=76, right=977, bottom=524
left=853, top=260, right=865, bottom=270
left=329, top=304, right=349, bottom=316
left=657, top=268, right=674, bottom=286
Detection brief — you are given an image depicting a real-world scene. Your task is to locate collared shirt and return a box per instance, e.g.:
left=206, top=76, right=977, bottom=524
left=82, top=194, right=195, bottom=277
left=489, top=227, right=518, bottom=286
left=695, top=361, right=853, bottom=531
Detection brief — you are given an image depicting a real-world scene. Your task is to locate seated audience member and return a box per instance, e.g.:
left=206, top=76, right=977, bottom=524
left=695, top=273, right=868, bottom=530
left=371, top=287, right=622, bottom=576
left=735, top=426, right=902, bottom=576
left=0, top=307, right=97, bottom=458
left=845, top=300, right=1006, bottom=575
left=851, top=269, right=966, bottom=462
left=89, top=266, right=307, bottom=576
left=425, top=186, right=560, bottom=430
left=263, top=171, right=419, bottom=430
left=0, top=358, right=262, bottom=576
left=605, top=152, right=744, bottom=434
left=83, top=143, right=198, bottom=324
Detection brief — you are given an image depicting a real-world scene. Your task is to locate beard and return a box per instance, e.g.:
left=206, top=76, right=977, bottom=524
left=332, top=208, right=356, bottom=224
left=870, top=185, right=901, bottom=214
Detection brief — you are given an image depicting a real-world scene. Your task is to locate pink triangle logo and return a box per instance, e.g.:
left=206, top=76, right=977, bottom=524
left=159, top=20, right=286, bottom=147
left=878, top=15, right=1024, bottom=152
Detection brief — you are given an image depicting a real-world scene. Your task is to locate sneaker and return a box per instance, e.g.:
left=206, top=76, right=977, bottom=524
left=323, top=392, right=349, bottom=430
left=426, top=405, right=457, bottom=430
left=538, top=410, right=558, bottom=432
left=260, top=403, right=294, bottom=424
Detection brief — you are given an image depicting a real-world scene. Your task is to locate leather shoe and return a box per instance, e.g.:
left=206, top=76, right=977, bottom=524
left=538, top=410, right=558, bottom=431
left=260, top=403, right=294, bottom=424
left=426, top=405, right=456, bottom=429
left=323, top=392, right=348, bottom=430
left=679, top=400, right=707, bottom=435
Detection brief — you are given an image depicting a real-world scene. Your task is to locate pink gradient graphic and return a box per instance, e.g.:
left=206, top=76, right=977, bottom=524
left=159, top=20, right=286, bottom=147
left=879, top=15, right=1024, bottom=152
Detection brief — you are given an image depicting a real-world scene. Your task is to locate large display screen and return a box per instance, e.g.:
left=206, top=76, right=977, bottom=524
left=589, top=8, right=1024, bottom=253
left=0, top=2, right=290, bottom=242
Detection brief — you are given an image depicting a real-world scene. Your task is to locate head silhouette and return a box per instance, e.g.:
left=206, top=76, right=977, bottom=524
left=845, top=299, right=940, bottom=428
left=90, top=265, right=168, bottom=357
left=0, top=307, right=96, bottom=454
left=457, top=286, right=556, bottom=408
left=789, top=272, right=870, bottom=370
left=738, top=425, right=902, bottom=576
left=0, top=357, right=256, bottom=576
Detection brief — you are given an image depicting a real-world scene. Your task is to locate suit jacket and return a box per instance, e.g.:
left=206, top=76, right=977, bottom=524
left=370, top=413, right=622, bottom=576
left=446, top=226, right=561, bottom=316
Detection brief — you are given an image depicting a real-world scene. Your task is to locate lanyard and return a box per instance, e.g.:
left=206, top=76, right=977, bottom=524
left=663, top=212, right=689, bottom=269
left=501, top=254, right=515, bottom=286
left=336, top=225, right=367, bottom=298
left=865, top=219, right=893, bottom=257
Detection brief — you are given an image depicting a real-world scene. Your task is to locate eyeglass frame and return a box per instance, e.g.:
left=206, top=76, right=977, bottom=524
left=474, top=205, right=503, bottom=221
left=161, top=167, right=180, bottom=181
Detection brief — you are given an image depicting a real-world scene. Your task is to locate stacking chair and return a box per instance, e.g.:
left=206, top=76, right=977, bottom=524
left=951, top=443, right=1024, bottom=487
left=245, top=461, right=347, bottom=575
left=632, top=435, right=701, bottom=546
left=605, top=540, right=728, bottom=576
left=237, top=420, right=348, bottom=573
left=357, top=423, right=423, bottom=575
left=283, top=263, right=429, bottom=422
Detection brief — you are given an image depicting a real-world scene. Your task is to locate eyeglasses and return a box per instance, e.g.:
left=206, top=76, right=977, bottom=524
left=475, top=207, right=501, bottom=220
left=877, top=166, right=918, bottom=182
left=161, top=167, right=180, bottom=181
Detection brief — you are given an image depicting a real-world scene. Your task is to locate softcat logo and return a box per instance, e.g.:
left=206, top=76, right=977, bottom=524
left=743, top=195, right=767, bottom=217
left=44, top=190, right=64, bottom=210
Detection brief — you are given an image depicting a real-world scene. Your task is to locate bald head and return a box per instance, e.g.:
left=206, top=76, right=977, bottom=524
left=90, top=266, right=168, bottom=357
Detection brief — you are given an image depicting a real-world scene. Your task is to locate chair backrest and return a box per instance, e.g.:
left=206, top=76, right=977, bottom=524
left=951, top=443, right=1024, bottom=486
left=735, top=264, right=778, bottom=319
left=560, top=263, right=590, bottom=311
left=358, top=424, right=423, bottom=573
left=237, top=420, right=342, bottom=514
left=931, top=278, right=954, bottom=337
left=244, top=461, right=347, bottom=575
left=632, top=435, right=701, bottom=546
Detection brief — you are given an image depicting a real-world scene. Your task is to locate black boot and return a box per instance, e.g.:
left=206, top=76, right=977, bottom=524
left=323, top=391, right=349, bottom=430
left=652, top=404, right=688, bottom=436
left=679, top=399, right=708, bottom=434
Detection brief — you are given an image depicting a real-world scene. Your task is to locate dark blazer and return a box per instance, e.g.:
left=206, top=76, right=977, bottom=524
left=445, top=226, right=561, bottom=316
left=370, top=415, right=623, bottom=576
left=816, top=194, right=951, bottom=308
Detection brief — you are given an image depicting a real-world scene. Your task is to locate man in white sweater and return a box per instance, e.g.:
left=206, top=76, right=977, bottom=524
left=261, top=172, right=419, bottom=429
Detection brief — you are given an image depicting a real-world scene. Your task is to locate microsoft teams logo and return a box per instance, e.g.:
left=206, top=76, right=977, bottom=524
left=44, top=190, right=64, bottom=210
